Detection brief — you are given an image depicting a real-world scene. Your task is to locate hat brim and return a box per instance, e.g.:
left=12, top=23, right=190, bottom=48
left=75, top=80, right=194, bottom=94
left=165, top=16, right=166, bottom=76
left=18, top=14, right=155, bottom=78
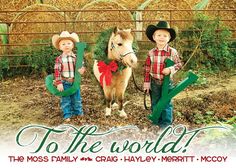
left=52, top=35, right=79, bottom=50
left=145, top=25, right=176, bottom=43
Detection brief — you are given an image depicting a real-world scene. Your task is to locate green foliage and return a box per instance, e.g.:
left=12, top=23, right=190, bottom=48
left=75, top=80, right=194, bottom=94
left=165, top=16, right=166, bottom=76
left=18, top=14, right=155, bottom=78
left=0, top=23, right=8, bottom=44
left=193, top=0, right=209, bottom=10
left=193, top=111, right=217, bottom=124
left=0, top=38, right=92, bottom=79
left=175, top=70, right=209, bottom=89
left=178, top=13, right=235, bottom=72
left=0, top=40, right=60, bottom=79
left=36, top=0, right=44, bottom=3
left=93, top=28, right=113, bottom=64
left=175, top=111, right=183, bottom=118
left=0, top=23, right=8, bottom=57
left=225, top=116, right=236, bottom=125
left=25, top=42, right=60, bottom=75
left=0, top=57, right=9, bottom=80
left=192, top=71, right=208, bottom=88
left=230, top=41, right=236, bottom=63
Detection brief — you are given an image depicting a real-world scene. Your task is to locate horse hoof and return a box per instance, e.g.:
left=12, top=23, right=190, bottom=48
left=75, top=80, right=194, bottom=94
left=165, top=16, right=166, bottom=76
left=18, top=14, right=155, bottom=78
left=119, top=110, right=127, bottom=118
left=112, top=103, right=119, bottom=108
left=105, top=107, right=111, bottom=116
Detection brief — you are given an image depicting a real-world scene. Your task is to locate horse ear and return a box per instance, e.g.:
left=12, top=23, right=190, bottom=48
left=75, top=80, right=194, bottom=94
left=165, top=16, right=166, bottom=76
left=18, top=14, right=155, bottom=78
left=113, top=27, right=120, bottom=34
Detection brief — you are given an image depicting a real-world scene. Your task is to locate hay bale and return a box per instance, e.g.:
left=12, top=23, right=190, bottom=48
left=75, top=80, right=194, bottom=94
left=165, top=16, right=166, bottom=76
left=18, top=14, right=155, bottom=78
left=75, top=0, right=135, bottom=43
left=137, top=0, right=193, bottom=40
left=113, top=0, right=146, bottom=9
left=43, top=0, right=145, bottom=15
left=9, top=4, right=71, bottom=45
left=141, top=0, right=193, bottom=28
left=42, top=0, right=94, bottom=21
left=0, top=0, right=36, bottom=24
left=188, top=0, right=202, bottom=8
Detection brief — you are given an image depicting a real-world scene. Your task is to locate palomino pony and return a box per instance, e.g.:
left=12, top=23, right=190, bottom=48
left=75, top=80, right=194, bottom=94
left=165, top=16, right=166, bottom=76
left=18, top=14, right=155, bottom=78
left=93, top=27, right=138, bottom=118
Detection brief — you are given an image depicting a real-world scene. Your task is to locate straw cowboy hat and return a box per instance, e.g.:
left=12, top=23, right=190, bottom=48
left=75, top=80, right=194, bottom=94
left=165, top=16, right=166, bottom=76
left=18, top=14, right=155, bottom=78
left=145, top=21, right=176, bottom=43
left=52, top=31, right=79, bottom=50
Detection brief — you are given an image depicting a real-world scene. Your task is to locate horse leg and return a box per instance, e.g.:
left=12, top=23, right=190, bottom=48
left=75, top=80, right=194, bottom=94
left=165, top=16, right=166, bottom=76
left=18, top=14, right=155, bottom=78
left=115, top=68, right=132, bottom=118
left=104, top=87, right=113, bottom=116
left=98, top=82, right=106, bottom=105
left=105, top=98, right=112, bottom=116
left=116, top=89, right=127, bottom=118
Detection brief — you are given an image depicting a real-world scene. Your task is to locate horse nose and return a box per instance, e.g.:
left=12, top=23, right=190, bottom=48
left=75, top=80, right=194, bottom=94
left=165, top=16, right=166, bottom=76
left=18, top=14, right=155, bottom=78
left=131, top=55, right=137, bottom=64
left=130, top=56, right=138, bottom=68
left=131, top=58, right=137, bottom=64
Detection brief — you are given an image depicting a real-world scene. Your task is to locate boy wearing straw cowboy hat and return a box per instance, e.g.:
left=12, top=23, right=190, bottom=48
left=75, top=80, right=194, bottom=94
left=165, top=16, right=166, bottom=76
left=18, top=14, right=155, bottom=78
left=144, top=21, right=182, bottom=128
left=52, top=31, right=86, bottom=122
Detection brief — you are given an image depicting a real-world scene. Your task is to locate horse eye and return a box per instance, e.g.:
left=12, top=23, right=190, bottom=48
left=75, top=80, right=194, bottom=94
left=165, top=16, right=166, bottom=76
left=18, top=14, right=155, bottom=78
left=117, top=43, right=123, bottom=46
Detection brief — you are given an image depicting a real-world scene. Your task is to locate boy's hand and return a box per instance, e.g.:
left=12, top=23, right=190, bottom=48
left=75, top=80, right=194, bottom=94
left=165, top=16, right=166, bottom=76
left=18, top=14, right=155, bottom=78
left=57, top=83, right=64, bottom=92
left=78, top=67, right=86, bottom=75
left=162, top=68, right=171, bottom=75
left=144, top=86, right=150, bottom=94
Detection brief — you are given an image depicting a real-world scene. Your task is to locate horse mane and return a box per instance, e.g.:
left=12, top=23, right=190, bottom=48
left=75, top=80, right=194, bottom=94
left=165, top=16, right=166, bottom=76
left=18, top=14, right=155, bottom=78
left=93, top=27, right=139, bottom=65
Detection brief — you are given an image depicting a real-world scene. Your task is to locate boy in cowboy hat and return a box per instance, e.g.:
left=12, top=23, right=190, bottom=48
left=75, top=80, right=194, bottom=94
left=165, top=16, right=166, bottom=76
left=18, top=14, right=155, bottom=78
left=144, top=21, right=182, bottom=128
left=52, top=31, right=86, bottom=122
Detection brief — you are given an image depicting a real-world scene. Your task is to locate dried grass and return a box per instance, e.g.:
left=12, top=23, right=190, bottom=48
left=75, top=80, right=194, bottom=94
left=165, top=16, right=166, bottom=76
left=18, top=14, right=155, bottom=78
left=9, top=4, right=71, bottom=45
left=75, top=0, right=135, bottom=43
left=0, top=0, right=36, bottom=24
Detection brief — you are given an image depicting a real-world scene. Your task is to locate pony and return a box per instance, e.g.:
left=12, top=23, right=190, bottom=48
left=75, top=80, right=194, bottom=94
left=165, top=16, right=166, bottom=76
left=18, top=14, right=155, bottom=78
left=93, top=27, right=138, bottom=118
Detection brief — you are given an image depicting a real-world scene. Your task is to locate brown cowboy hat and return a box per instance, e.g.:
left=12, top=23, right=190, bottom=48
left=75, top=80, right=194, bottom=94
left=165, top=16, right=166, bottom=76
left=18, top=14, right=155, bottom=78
left=145, top=21, right=176, bottom=43
left=52, top=31, right=79, bottom=50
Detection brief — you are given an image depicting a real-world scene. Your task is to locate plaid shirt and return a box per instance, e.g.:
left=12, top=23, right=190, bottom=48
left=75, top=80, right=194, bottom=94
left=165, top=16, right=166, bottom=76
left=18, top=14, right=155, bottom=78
left=54, top=53, right=76, bottom=85
left=144, top=45, right=182, bottom=89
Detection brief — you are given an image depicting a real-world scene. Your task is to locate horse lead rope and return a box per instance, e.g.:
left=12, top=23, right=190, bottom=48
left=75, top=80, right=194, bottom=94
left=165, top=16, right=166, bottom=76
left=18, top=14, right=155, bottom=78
left=120, top=51, right=136, bottom=58
left=132, top=71, right=151, bottom=110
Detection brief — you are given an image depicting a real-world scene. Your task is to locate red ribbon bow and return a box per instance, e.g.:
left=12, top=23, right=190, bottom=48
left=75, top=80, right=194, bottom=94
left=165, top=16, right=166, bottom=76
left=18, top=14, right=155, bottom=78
left=97, top=61, right=118, bottom=87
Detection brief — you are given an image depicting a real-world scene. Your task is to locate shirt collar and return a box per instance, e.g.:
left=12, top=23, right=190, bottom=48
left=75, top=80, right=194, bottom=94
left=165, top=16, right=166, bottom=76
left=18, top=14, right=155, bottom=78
left=61, top=52, right=76, bottom=58
left=155, top=44, right=169, bottom=52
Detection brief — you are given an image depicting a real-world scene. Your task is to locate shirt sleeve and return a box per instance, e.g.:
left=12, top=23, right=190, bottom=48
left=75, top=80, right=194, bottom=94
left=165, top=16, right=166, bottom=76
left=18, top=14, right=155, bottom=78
left=54, top=57, right=62, bottom=86
left=143, top=53, right=151, bottom=89
left=169, top=49, right=182, bottom=74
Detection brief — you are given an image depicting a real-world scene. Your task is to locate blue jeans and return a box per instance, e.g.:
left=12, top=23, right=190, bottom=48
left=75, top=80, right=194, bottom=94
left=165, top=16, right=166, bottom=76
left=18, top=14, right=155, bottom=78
left=61, top=81, right=83, bottom=119
left=150, top=79, right=173, bottom=128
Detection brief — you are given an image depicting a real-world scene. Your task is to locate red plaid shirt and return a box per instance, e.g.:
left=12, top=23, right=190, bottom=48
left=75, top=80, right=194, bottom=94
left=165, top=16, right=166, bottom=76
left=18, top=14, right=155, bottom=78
left=144, top=45, right=182, bottom=89
left=54, top=53, right=76, bottom=85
